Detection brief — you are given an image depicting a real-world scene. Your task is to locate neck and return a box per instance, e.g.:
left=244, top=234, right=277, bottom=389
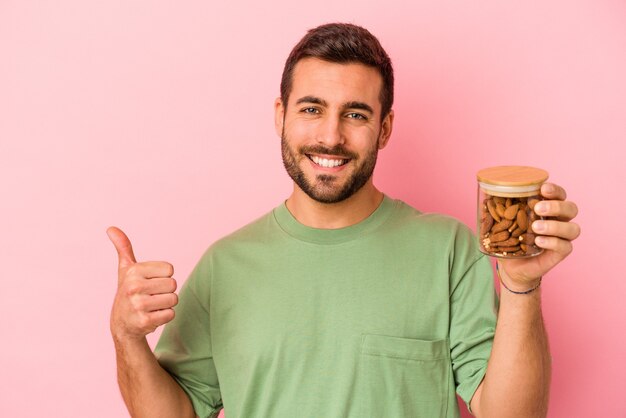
left=285, top=181, right=384, bottom=229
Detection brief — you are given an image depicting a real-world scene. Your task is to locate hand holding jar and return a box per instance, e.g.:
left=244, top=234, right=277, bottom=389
left=477, top=166, right=581, bottom=292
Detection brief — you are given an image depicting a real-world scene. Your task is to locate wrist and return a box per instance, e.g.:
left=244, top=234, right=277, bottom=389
left=496, top=262, right=542, bottom=294
left=111, top=325, right=149, bottom=349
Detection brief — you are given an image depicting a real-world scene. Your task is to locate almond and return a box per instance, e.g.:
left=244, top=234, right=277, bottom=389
left=521, top=244, right=541, bottom=255
left=496, top=203, right=506, bottom=218
left=494, top=237, right=520, bottom=247
left=516, top=209, right=528, bottom=231
left=491, top=219, right=513, bottom=234
left=511, top=227, right=524, bottom=238
left=487, top=199, right=501, bottom=223
left=519, top=233, right=536, bottom=245
left=480, top=214, right=494, bottom=236
left=503, top=204, right=519, bottom=220
left=479, top=192, right=544, bottom=258
left=489, top=230, right=510, bottom=243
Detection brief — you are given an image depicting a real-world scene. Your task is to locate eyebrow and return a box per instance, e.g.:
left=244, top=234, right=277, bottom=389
left=295, top=96, right=327, bottom=107
left=295, top=96, right=374, bottom=115
left=343, top=101, right=374, bottom=115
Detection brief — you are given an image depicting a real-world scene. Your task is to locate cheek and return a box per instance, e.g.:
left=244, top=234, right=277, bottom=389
left=284, top=120, right=316, bottom=143
left=352, top=126, right=380, bottom=148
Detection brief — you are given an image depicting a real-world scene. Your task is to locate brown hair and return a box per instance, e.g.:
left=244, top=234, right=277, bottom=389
left=280, top=23, right=394, bottom=118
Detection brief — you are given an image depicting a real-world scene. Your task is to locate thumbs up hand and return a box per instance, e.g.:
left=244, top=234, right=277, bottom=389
left=107, top=226, right=178, bottom=342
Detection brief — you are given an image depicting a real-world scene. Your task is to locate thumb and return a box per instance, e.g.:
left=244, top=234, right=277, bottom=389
left=106, top=226, right=137, bottom=268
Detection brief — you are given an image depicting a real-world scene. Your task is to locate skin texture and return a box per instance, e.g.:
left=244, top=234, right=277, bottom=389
left=108, top=226, right=197, bottom=418
left=280, top=130, right=379, bottom=204
left=274, top=58, right=394, bottom=229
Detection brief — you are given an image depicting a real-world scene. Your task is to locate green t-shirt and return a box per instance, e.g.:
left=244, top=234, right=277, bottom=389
left=155, top=195, right=498, bottom=418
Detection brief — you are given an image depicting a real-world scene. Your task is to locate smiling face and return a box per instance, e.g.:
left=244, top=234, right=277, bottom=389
left=276, top=58, right=393, bottom=204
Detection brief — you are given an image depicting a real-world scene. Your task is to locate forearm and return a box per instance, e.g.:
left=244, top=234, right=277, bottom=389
left=114, top=336, right=196, bottom=418
left=477, top=287, right=551, bottom=418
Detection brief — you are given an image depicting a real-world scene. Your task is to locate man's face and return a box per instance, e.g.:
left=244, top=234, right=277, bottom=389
left=276, top=58, right=393, bottom=204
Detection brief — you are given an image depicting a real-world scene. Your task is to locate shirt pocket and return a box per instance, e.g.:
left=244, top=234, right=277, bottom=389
left=358, top=334, right=450, bottom=418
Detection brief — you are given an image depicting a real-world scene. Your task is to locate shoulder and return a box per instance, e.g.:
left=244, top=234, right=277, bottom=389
left=200, top=206, right=282, bottom=260
left=184, top=207, right=278, bottom=287
left=385, top=197, right=483, bottom=270
left=369, top=197, right=490, bottom=293
left=387, top=198, right=475, bottom=241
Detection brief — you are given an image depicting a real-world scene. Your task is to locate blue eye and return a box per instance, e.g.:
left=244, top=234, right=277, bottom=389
left=347, top=113, right=366, bottom=120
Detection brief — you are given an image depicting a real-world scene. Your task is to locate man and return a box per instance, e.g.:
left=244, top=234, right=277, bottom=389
left=108, top=23, right=580, bottom=418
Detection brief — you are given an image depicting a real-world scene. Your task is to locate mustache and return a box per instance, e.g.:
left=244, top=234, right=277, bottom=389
left=298, top=145, right=358, bottom=160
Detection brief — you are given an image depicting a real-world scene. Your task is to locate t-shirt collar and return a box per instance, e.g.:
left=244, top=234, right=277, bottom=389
left=273, top=194, right=395, bottom=244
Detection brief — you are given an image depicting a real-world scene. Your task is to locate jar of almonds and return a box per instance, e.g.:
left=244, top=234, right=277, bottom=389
left=476, top=166, right=548, bottom=258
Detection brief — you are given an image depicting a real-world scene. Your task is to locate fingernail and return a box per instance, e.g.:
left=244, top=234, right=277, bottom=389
left=533, top=221, right=546, bottom=232
left=535, top=202, right=548, bottom=214
left=535, top=236, right=546, bottom=245
left=543, top=183, right=554, bottom=194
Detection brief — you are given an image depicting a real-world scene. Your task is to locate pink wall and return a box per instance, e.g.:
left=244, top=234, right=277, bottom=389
left=1, top=1, right=624, bottom=417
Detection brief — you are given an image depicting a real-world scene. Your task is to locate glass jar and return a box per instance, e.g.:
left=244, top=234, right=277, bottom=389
left=476, top=166, right=548, bottom=258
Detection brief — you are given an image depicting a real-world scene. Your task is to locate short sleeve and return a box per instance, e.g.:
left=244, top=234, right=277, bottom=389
left=448, top=228, right=499, bottom=412
left=154, top=253, right=223, bottom=418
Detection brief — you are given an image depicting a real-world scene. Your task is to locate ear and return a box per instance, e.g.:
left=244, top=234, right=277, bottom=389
left=274, top=97, right=285, bottom=138
left=378, top=109, right=394, bottom=150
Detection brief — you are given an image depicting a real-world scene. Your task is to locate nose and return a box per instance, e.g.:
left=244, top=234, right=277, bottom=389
left=316, top=114, right=345, bottom=147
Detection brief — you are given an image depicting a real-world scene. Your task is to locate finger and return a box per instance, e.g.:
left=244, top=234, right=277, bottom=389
left=132, top=309, right=176, bottom=335
left=147, top=308, right=176, bottom=328
left=534, top=235, right=574, bottom=258
left=532, top=220, right=581, bottom=241
left=126, top=261, right=175, bottom=279
left=142, top=293, right=179, bottom=311
left=123, top=277, right=176, bottom=299
left=534, top=200, right=579, bottom=221
left=143, top=277, right=177, bottom=295
left=540, top=183, right=567, bottom=201
left=107, top=226, right=137, bottom=268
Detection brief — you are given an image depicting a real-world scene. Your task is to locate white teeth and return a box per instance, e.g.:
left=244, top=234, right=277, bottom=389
left=311, top=155, right=346, bottom=168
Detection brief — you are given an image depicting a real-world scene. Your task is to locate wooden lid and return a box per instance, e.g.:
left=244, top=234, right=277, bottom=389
left=477, top=166, right=549, bottom=186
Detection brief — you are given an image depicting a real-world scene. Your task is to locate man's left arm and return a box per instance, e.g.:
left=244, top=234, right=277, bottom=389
left=470, top=183, right=581, bottom=418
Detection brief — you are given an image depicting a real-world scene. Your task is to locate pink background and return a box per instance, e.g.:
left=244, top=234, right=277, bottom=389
left=1, top=1, right=624, bottom=417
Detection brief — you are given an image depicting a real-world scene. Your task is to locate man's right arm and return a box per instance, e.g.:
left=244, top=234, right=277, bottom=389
left=113, top=336, right=196, bottom=418
left=107, top=226, right=197, bottom=418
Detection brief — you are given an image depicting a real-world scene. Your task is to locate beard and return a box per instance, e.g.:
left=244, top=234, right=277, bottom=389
left=281, top=131, right=380, bottom=204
